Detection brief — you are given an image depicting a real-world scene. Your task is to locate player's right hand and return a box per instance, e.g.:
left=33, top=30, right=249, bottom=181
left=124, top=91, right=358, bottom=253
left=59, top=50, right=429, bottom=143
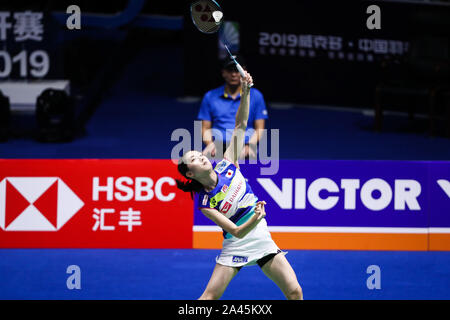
left=241, top=71, right=253, bottom=94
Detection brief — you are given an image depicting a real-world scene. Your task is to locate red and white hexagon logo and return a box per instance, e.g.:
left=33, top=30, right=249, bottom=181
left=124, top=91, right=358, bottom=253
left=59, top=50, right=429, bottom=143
left=0, top=177, right=84, bottom=231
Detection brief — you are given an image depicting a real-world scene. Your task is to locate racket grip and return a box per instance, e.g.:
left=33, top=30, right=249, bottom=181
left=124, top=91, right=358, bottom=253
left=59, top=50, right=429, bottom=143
left=236, top=63, right=253, bottom=88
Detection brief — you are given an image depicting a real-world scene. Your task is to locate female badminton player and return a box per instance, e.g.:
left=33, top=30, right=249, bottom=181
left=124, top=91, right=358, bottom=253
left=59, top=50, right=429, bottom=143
left=176, top=71, right=303, bottom=300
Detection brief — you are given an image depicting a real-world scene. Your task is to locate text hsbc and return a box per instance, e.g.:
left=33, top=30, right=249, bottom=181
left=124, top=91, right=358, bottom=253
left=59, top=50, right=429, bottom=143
left=92, top=177, right=176, bottom=202
left=257, top=178, right=422, bottom=211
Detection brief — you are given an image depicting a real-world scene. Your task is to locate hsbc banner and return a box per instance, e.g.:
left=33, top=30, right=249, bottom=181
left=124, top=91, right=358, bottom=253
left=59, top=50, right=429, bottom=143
left=193, top=160, right=450, bottom=250
left=0, top=160, right=193, bottom=248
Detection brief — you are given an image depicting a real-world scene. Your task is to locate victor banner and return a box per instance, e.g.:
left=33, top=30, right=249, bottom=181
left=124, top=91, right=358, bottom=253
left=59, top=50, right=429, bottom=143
left=193, top=160, right=450, bottom=251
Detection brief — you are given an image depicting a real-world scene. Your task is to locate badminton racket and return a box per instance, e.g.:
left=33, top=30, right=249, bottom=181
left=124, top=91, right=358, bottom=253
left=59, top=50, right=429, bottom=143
left=190, top=0, right=253, bottom=87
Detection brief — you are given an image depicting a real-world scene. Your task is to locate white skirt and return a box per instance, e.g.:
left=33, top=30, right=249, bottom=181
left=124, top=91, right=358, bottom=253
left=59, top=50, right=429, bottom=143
left=215, top=218, right=286, bottom=267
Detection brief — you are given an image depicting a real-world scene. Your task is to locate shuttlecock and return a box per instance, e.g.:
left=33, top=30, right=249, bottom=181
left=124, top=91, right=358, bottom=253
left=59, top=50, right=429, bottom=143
left=212, top=11, right=223, bottom=24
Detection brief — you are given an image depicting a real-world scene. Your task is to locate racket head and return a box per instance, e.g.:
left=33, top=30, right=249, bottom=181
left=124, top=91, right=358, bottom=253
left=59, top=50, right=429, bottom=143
left=190, top=0, right=223, bottom=34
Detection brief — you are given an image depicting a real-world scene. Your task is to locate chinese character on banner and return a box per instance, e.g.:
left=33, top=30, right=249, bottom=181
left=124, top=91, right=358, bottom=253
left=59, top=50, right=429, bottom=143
left=313, top=36, right=328, bottom=50
left=92, top=208, right=115, bottom=231
left=119, top=208, right=142, bottom=232
left=388, top=40, right=404, bottom=55
left=373, top=39, right=388, bottom=54
left=328, top=36, right=343, bottom=51
left=13, top=11, right=43, bottom=41
left=358, top=39, right=373, bottom=52
left=0, top=12, right=12, bottom=41
left=299, top=35, right=313, bottom=48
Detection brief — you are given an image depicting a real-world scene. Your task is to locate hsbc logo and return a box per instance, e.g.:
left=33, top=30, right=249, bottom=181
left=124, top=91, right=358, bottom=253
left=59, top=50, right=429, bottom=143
left=0, top=177, right=84, bottom=231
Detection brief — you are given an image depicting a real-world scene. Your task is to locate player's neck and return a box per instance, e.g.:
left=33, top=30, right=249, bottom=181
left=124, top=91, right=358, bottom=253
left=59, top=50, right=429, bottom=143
left=199, top=170, right=218, bottom=193
left=225, top=84, right=241, bottom=99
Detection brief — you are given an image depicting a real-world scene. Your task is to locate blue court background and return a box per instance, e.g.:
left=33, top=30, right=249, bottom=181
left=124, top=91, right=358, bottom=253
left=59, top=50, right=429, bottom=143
left=1, top=249, right=450, bottom=300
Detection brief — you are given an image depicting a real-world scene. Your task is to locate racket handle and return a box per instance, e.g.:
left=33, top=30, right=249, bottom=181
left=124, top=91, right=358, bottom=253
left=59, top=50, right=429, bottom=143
left=236, top=62, right=253, bottom=88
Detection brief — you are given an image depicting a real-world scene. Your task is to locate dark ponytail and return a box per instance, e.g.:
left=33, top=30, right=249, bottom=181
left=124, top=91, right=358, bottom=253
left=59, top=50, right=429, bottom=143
left=176, top=160, right=204, bottom=199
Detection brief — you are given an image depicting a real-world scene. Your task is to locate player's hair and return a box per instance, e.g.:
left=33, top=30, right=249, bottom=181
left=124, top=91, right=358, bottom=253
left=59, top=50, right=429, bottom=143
left=176, top=160, right=204, bottom=199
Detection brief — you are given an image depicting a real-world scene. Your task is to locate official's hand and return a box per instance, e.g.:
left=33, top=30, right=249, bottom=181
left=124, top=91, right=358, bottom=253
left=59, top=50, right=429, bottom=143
left=240, top=144, right=257, bottom=159
left=247, top=144, right=257, bottom=159
left=202, top=142, right=216, bottom=158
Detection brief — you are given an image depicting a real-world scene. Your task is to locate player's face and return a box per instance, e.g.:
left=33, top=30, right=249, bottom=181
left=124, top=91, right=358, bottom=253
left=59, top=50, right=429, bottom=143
left=184, top=150, right=212, bottom=178
left=222, top=68, right=241, bottom=87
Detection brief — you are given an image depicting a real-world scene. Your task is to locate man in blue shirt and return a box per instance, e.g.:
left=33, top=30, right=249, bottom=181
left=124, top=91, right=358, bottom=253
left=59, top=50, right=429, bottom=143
left=198, top=55, right=268, bottom=160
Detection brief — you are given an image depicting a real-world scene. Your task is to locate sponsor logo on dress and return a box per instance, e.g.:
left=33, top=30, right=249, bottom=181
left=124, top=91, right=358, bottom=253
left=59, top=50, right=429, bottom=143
left=215, top=160, right=228, bottom=173
left=232, top=256, right=248, bottom=263
left=221, top=201, right=232, bottom=214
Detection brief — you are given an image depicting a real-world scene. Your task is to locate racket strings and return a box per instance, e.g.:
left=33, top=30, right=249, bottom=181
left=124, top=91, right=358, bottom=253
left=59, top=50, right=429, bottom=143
left=191, top=0, right=222, bottom=34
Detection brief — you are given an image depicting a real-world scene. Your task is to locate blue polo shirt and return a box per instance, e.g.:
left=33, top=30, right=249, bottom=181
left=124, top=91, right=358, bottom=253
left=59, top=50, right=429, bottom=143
left=197, top=85, right=268, bottom=144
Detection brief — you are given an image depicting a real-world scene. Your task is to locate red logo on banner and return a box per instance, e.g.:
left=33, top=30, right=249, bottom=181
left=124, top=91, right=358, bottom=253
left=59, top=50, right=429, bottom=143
left=33, top=180, right=58, bottom=228
left=1, top=177, right=84, bottom=231
left=5, top=180, right=29, bottom=228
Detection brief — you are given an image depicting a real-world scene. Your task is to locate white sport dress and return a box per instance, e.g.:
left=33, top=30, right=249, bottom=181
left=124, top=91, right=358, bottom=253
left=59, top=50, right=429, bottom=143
left=197, top=158, right=284, bottom=267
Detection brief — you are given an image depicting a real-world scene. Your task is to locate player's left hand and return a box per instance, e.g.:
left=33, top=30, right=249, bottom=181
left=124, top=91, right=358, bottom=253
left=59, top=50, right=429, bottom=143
left=255, top=200, right=267, bottom=220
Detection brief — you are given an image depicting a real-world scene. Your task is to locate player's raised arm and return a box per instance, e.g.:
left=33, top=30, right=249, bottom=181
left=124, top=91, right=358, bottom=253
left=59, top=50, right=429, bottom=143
left=223, top=71, right=253, bottom=165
